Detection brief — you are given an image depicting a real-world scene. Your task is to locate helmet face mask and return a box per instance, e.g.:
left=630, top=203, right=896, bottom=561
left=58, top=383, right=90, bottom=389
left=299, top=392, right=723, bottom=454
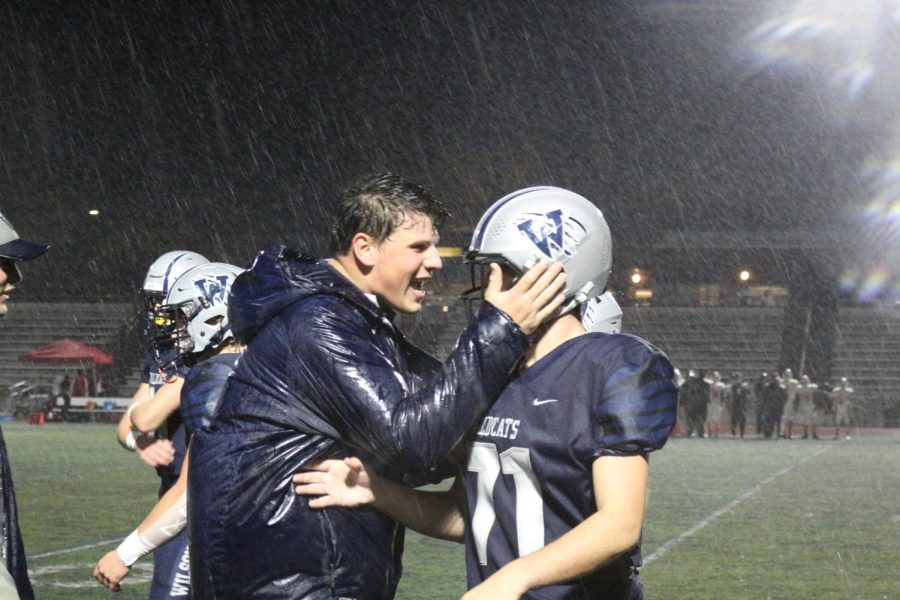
left=460, top=255, right=522, bottom=317
left=151, top=300, right=197, bottom=355
left=463, top=186, right=612, bottom=319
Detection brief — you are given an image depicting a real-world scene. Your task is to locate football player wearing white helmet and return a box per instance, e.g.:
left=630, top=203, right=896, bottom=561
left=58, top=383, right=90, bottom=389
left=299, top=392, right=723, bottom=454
left=95, top=263, right=243, bottom=596
left=831, top=377, right=854, bottom=439
left=295, top=186, right=679, bottom=600
left=117, top=250, right=209, bottom=462
left=795, top=374, right=820, bottom=440
left=779, top=368, right=799, bottom=439
left=114, top=251, right=211, bottom=600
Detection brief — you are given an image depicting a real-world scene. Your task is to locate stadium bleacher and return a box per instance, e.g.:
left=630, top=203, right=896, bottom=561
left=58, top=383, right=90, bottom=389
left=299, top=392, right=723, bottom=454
left=2, top=300, right=897, bottom=426
left=0, top=302, right=141, bottom=413
left=832, top=307, right=900, bottom=426
left=407, top=299, right=899, bottom=427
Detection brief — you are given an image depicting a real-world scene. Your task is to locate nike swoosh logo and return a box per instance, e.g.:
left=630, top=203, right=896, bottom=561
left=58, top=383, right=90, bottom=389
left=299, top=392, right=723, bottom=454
left=532, top=398, right=559, bottom=406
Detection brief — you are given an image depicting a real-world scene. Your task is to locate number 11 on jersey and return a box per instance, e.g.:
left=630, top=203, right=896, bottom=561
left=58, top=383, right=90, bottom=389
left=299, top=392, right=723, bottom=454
left=467, top=441, right=545, bottom=565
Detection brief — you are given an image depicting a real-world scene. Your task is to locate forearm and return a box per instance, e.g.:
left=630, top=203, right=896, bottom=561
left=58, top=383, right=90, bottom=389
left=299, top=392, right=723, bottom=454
left=118, top=385, right=149, bottom=447
left=477, top=454, right=648, bottom=596
left=490, top=507, right=642, bottom=594
left=117, top=412, right=136, bottom=448
left=130, top=378, right=183, bottom=432
left=371, top=475, right=465, bottom=542
left=117, top=458, right=189, bottom=565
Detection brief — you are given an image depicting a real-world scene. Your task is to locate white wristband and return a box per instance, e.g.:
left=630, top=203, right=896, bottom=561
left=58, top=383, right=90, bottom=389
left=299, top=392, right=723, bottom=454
left=116, top=529, right=155, bottom=567
left=126, top=402, right=141, bottom=421
left=124, top=431, right=138, bottom=451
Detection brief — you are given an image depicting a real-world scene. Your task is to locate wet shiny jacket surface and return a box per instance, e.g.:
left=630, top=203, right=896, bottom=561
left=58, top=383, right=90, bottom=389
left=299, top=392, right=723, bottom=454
left=188, top=245, right=528, bottom=599
left=0, top=427, right=33, bottom=599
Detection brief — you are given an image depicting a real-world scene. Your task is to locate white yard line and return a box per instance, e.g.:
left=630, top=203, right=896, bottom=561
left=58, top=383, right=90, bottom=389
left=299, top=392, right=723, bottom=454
left=29, top=538, right=120, bottom=560
left=643, top=444, right=832, bottom=566
left=28, top=562, right=153, bottom=588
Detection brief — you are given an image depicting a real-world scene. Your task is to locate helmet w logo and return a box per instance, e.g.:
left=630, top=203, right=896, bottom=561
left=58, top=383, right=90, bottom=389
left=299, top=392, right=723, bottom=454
left=194, top=275, right=229, bottom=305
left=516, top=209, right=583, bottom=260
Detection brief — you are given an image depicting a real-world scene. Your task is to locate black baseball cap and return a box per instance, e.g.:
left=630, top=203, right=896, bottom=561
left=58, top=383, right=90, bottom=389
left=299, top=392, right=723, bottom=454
left=0, top=210, right=50, bottom=261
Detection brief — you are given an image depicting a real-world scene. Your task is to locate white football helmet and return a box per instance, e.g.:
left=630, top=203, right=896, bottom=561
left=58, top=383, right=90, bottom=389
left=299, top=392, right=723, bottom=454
left=143, top=250, right=209, bottom=298
left=581, top=291, right=623, bottom=334
left=464, top=186, right=612, bottom=316
left=153, top=262, right=243, bottom=355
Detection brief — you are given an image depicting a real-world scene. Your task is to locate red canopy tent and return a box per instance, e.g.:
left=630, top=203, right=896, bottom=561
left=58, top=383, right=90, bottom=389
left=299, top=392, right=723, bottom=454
left=19, top=339, right=115, bottom=398
left=19, top=338, right=114, bottom=366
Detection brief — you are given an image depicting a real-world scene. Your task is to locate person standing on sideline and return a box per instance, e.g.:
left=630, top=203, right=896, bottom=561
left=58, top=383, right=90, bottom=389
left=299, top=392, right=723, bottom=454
left=831, top=377, right=854, bottom=439
left=680, top=370, right=709, bottom=438
left=729, top=373, right=750, bottom=439
left=753, top=371, right=768, bottom=437
left=779, top=368, right=799, bottom=439
left=0, top=208, right=49, bottom=600
left=707, top=371, right=728, bottom=439
left=188, top=174, right=567, bottom=598
left=795, top=374, right=820, bottom=439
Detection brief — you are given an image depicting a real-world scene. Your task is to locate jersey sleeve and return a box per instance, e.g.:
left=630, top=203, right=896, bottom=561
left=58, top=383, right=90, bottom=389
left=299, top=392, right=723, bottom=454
left=592, top=336, right=679, bottom=457
left=139, top=357, right=153, bottom=384
left=180, top=358, right=235, bottom=437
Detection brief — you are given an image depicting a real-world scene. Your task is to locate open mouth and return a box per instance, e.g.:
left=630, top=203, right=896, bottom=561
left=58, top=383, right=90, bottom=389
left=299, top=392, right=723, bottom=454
left=410, top=279, right=427, bottom=299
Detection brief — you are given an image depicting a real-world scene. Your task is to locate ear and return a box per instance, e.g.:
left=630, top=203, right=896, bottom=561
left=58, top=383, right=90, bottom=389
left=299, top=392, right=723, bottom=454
left=351, top=232, right=377, bottom=268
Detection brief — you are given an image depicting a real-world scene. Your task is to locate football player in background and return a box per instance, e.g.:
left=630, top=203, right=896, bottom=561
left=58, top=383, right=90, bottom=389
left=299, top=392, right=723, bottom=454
left=295, top=187, right=679, bottom=599
left=117, top=251, right=208, bottom=465
left=94, top=262, right=243, bottom=595
left=115, top=251, right=207, bottom=599
left=794, top=374, right=820, bottom=440
left=830, top=377, right=854, bottom=440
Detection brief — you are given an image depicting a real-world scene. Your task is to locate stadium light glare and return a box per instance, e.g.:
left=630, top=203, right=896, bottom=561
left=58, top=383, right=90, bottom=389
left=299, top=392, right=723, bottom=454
left=88, top=209, right=100, bottom=216
left=739, top=269, right=751, bottom=282
left=631, top=272, right=642, bottom=285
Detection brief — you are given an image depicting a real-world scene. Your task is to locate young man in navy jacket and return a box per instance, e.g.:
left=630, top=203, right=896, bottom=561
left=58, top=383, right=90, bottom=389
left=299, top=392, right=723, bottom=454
left=188, top=173, right=566, bottom=598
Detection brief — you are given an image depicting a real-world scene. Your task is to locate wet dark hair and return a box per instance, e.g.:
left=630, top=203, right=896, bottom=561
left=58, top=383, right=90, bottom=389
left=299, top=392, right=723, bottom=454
left=329, top=173, right=450, bottom=256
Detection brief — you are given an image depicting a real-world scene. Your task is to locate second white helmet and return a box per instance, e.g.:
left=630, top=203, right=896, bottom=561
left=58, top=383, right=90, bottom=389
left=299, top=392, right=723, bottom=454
left=466, top=186, right=612, bottom=315
left=581, top=291, right=623, bottom=334
left=155, top=262, right=243, bottom=355
left=143, top=251, right=209, bottom=296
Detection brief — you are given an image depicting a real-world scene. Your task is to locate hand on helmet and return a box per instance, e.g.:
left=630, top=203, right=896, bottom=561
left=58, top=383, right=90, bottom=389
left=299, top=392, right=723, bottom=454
left=483, top=259, right=566, bottom=335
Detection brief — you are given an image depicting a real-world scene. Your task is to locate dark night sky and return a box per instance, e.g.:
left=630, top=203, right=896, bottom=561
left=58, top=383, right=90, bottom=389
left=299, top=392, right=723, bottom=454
left=1, top=1, right=893, bottom=301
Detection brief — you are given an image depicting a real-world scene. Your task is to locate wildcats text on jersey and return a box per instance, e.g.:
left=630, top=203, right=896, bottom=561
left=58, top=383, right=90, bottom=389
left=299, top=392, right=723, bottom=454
left=476, top=415, right=520, bottom=440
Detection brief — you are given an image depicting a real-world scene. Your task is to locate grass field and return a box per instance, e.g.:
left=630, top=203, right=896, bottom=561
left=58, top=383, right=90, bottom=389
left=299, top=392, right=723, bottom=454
left=7, top=422, right=900, bottom=599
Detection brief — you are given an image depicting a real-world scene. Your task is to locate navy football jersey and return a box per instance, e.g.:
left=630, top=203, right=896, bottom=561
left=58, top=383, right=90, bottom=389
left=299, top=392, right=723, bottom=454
left=463, top=333, right=678, bottom=599
left=180, top=353, right=240, bottom=439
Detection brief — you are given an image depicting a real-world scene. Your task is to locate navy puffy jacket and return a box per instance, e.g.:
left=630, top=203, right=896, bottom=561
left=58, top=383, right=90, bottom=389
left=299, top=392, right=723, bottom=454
left=188, top=245, right=528, bottom=599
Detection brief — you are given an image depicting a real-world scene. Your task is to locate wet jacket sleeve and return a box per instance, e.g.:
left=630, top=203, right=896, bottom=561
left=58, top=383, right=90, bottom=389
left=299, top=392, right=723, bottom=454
left=593, top=337, right=679, bottom=457
left=288, top=299, right=528, bottom=475
left=0, top=429, right=34, bottom=600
